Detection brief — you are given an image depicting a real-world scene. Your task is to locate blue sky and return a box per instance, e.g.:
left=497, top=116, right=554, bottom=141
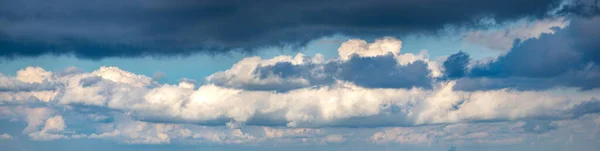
left=1, top=0, right=600, bottom=151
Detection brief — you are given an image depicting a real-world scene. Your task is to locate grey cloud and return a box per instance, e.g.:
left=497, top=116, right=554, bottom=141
left=0, top=0, right=571, bottom=59
left=571, top=99, right=600, bottom=118
left=249, top=54, right=433, bottom=91
left=442, top=51, right=470, bottom=79
left=447, top=16, right=600, bottom=91
left=521, top=120, right=558, bottom=134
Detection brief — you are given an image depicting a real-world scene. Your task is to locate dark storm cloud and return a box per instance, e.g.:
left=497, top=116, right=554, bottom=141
left=0, top=0, right=568, bottom=59
left=445, top=16, right=600, bottom=91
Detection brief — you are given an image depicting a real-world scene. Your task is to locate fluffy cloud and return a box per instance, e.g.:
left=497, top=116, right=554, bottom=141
left=0, top=106, right=75, bottom=141
left=337, top=38, right=402, bottom=61
left=28, top=115, right=68, bottom=141
left=1, top=65, right=599, bottom=128
left=20, top=107, right=55, bottom=134
left=207, top=37, right=441, bottom=91
left=16, top=66, right=53, bottom=83
left=88, top=119, right=187, bottom=144
left=1, top=36, right=599, bottom=147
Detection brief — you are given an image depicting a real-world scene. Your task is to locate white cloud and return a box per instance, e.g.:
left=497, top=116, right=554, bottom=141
left=337, top=37, right=402, bottom=61
left=0, top=91, right=58, bottom=103
left=263, top=127, right=322, bottom=138
left=28, top=131, right=68, bottom=141
left=87, top=119, right=184, bottom=144
left=206, top=37, right=442, bottom=91
left=21, top=107, right=54, bottom=134
left=28, top=115, right=69, bottom=141
left=91, top=66, right=152, bottom=87
left=16, top=66, right=52, bottom=83
left=205, top=53, right=323, bottom=90
left=371, top=127, right=432, bottom=144
left=323, top=134, right=346, bottom=143
left=42, top=115, right=66, bottom=133
left=0, top=133, right=13, bottom=140
left=0, top=64, right=598, bottom=129
left=464, top=18, right=569, bottom=51
left=1, top=37, right=600, bottom=147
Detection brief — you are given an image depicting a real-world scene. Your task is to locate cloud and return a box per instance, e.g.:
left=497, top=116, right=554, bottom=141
left=337, top=38, right=402, bottom=61
left=463, top=18, right=569, bottom=51
left=0, top=0, right=575, bottom=59
left=41, top=115, right=66, bottom=133
left=371, top=127, right=432, bottom=144
left=20, top=107, right=55, bottom=134
left=28, top=115, right=68, bottom=141
left=0, top=106, right=75, bottom=141
left=15, top=66, right=53, bottom=83
left=369, top=117, right=598, bottom=146
left=207, top=37, right=440, bottom=91
left=521, top=120, right=558, bottom=134
left=370, top=122, right=535, bottom=145
left=0, top=133, right=13, bottom=140
left=1, top=102, right=599, bottom=146
left=1, top=64, right=599, bottom=128
left=1, top=37, right=600, bottom=147
left=1, top=37, right=600, bottom=129
left=442, top=51, right=470, bottom=79
left=88, top=117, right=185, bottom=144
left=446, top=16, right=600, bottom=91
left=323, top=134, right=346, bottom=143
left=83, top=114, right=342, bottom=145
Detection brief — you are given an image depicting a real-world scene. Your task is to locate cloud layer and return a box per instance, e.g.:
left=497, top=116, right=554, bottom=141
left=2, top=37, right=600, bottom=130
left=1, top=26, right=600, bottom=148
left=0, top=0, right=577, bottom=59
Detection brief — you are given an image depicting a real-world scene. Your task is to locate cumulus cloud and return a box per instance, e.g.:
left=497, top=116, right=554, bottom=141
left=28, top=115, right=68, bottom=141
left=1, top=36, right=600, bottom=146
left=1, top=65, right=599, bottom=128
left=42, top=115, right=66, bottom=133
left=0, top=106, right=76, bottom=141
left=1, top=37, right=600, bottom=129
left=16, top=66, right=53, bottom=83
left=207, top=37, right=440, bottom=91
left=337, top=38, right=402, bottom=61
left=88, top=118, right=185, bottom=144
left=20, top=107, right=55, bottom=134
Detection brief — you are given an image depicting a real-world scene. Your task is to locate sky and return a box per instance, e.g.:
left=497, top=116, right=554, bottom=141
left=0, top=0, right=600, bottom=151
